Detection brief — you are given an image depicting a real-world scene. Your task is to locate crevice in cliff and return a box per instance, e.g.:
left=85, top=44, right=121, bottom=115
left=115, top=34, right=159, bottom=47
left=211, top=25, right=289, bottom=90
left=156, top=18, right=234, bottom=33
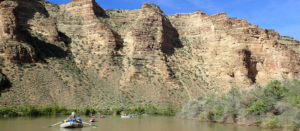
left=0, top=71, right=11, bottom=97
left=112, top=31, right=124, bottom=51
left=242, top=49, right=258, bottom=83
left=164, top=55, right=176, bottom=78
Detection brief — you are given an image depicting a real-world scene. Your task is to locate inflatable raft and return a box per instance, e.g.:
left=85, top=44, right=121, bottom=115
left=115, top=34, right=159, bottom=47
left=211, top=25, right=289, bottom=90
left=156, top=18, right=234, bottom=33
left=60, top=122, right=83, bottom=128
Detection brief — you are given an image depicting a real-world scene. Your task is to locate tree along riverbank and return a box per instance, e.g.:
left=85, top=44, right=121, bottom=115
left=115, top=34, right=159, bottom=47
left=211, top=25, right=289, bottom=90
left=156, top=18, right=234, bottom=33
left=0, top=105, right=179, bottom=117
left=179, top=80, right=300, bottom=130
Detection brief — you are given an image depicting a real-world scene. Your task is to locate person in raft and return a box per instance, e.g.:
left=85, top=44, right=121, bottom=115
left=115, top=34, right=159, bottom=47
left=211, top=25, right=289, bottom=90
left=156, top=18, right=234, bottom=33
left=64, top=112, right=76, bottom=123
left=90, top=116, right=95, bottom=122
left=76, top=115, right=82, bottom=123
left=70, top=112, right=75, bottom=118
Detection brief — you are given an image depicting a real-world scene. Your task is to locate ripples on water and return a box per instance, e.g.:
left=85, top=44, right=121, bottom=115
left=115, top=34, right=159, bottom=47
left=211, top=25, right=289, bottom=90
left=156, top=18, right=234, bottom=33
left=0, top=116, right=278, bottom=131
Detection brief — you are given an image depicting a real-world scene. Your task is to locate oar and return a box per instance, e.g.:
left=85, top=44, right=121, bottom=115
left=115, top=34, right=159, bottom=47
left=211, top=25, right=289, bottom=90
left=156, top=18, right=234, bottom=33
left=48, top=122, right=62, bottom=128
left=82, top=121, right=99, bottom=128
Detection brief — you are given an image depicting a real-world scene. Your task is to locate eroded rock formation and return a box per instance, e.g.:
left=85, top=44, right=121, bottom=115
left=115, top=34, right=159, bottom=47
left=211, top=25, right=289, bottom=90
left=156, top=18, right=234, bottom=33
left=0, top=0, right=299, bottom=108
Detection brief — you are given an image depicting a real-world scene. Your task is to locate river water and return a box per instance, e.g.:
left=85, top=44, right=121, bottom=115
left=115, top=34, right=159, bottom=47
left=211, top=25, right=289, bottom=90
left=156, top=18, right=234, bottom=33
left=0, top=116, right=276, bottom=131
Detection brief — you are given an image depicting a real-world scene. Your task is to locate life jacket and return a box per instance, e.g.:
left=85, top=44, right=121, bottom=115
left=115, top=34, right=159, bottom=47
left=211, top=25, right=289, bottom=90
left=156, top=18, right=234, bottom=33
left=67, top=118, right=76, bottom=122
left=76, top=117, right=82, bottom=122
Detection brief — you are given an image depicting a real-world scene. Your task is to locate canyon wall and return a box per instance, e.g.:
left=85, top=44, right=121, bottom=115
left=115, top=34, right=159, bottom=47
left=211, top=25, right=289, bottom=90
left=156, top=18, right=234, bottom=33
left=0, top=0, right=299, bottom=108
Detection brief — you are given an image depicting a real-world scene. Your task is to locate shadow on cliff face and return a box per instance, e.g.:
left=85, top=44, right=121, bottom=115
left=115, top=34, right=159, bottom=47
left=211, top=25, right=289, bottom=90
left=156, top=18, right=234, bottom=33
left=161, top=16, right=183, bottom=78
left=92, top=0, right=107, bottom=18
left=0, top=71, right=11, bottom=97
left=241, top=49, right=258, bottom=83
left=58, top=31, right=72, bottom=48
left=18, top=30, right=68, bottom=61
left=112, top=31, right=124, bottom=51
left=161, top=16, right=183, bottom=55
left=14, top=0, right=68, bottom=62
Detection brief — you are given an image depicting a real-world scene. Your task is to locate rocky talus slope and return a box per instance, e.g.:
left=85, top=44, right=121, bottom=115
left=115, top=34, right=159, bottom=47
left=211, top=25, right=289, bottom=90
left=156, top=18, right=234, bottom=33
left=0, top=0, right=299, bottom=108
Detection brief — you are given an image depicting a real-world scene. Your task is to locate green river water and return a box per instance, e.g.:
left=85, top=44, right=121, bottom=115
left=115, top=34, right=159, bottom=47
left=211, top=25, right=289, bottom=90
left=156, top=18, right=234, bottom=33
left=0, top=116, right=278, bottom=131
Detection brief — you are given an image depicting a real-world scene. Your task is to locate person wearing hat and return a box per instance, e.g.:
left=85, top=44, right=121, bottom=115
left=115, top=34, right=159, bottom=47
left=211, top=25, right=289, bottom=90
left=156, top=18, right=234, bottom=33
left=66, top=112, right=76, bottom=122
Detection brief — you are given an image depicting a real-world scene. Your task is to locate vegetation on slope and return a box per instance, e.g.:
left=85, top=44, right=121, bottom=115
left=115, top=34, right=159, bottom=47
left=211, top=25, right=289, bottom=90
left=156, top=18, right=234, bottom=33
left=0, top=105, right=179, bottom=117
left=179, top=80, right=300, bottom=130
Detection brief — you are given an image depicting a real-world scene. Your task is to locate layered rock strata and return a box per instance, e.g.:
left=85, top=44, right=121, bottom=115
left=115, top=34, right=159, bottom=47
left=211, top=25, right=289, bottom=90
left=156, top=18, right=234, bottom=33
left=0, top=0, right=299, bottom=107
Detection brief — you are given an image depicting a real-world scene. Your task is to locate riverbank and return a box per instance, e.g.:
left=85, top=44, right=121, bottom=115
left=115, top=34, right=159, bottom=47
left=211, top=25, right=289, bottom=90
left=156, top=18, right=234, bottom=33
left=179, top=80, right=300, bottom=130
left=0, top=105, right=179, bottom=117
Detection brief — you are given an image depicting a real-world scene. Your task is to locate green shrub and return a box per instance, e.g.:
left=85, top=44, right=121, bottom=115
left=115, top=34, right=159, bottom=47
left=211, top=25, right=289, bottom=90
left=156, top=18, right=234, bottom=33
left=38, top=106, right=68, bottom=116
left=245, top=81, right=289, bottom=115
left=207, top=111, right=215, bottom=120
left=264, top=80, right=288, bottom=100
left=285, top=121, right=299, bottom=130
left=214, top=106, right=225, bottom=120
left=112, top=107, right=123, bottom=115
left=284, top=80, right=300, bottom=107
left=130, top=106, right=145, bottom=115
left=83, top=107, right=95, bottom=116
left=144, top=105, right=159, bottom=115
left=0, top=105, right=178, bottom=118
left=0, top=107, right=18, bottom=117
left=261, top=116, right=282, bottom=128
left=162, top=106, right=177, bottom=116
left=198, top=106, right=225, bottom=121
left=179, top=79, right=300, bottom=129
left=18, top=106, right=39, bottom=116
left=246, top=100, right=271, bottom=115
left=38, top=106, right=53, bottom=116
left=98, top=108, right=112, bottom=115
left=0, top=106, right=78, bottom=117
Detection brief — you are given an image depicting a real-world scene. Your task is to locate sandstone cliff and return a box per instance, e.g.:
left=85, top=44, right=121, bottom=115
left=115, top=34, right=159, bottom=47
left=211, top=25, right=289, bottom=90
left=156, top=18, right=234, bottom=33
left=0, top=0, right=299, bottom=108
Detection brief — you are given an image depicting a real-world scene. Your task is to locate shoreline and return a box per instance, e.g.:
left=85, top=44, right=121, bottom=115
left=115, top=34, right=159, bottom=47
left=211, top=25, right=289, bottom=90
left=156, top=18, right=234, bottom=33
left=186, top=117, right=286, bottom=131
left=0, top=105, right=179, bottom=118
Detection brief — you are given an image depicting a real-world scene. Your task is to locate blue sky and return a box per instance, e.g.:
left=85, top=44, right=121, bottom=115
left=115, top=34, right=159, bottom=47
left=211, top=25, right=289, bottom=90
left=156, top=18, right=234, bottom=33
left=48, top=0, right=300, bottom=41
